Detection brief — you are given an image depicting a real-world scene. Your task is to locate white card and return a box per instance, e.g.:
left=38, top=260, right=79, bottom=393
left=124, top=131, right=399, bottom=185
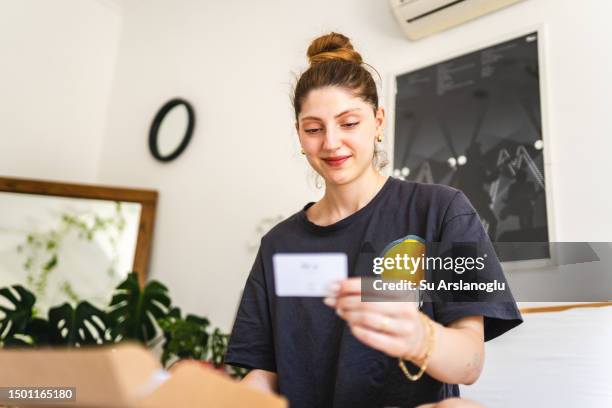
left=272, top=253, right=348, bottom=297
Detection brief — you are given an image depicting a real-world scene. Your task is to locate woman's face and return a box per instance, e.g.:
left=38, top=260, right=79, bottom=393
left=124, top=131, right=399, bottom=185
left=296, top=86, right=384, bottom=186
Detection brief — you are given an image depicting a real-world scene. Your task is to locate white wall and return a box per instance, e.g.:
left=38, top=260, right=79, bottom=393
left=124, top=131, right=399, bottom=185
left=95, top=0, right=612, bottom=331
left=0, top=0, right=121, bottom=182
left=462, top=305, right=612, bottom=407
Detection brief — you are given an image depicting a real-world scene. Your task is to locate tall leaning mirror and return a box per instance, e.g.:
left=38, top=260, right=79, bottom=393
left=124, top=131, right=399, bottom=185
left=0, top=177, right=157, bottom=315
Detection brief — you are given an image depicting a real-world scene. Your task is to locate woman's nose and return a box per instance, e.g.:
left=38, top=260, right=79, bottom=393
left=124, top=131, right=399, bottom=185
left=322, top=127, right=342, bottom=151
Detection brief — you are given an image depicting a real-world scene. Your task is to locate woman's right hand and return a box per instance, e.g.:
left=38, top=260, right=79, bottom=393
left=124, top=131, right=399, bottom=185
left=417, top=397, right=485, bottom=408
left=241, top=369, right=279, bottom=394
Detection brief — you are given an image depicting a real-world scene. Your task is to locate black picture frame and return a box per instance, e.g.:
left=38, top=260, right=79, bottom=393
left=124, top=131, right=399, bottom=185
left=392, top=32, right=550, bottom=263
left=148, top=98, right=195, bottom=162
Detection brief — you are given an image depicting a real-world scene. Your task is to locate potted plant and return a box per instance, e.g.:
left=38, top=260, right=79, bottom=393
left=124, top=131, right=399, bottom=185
left=0, top=273, right=246, bottom=379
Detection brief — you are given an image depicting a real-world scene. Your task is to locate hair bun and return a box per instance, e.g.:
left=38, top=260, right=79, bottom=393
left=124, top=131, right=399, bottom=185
left=307, top=32, right=363, bottom=66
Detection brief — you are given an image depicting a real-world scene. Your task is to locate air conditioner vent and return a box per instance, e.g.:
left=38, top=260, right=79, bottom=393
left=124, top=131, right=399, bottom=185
left=390, top=0, right=527, bottom=40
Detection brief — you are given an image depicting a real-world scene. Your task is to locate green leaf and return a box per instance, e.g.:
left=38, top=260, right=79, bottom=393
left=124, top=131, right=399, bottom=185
left=108, top=272, right=171, bottom=344
left=0, top=286, right=36, bottom=341
left=42, top=254, right=58, bottom=272
left=166, top=307, right=182, bottom=319
left=159, top=314, right=210, bottom=367
left=24, top=317, right=51, bottom=345
left=3, top=318, right=51, bottom=348
left=48, top=302, right=109, bottom=346
left=185, top=314, right=209, bottom=327
left=3, top=335, right=32, bottom=347
left=210, top=328, right=229, bottom=367
left=228, top=365, right=249, bottom=379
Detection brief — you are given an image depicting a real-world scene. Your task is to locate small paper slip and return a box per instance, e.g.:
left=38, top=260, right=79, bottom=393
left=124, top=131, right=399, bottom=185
left=272, top=253, right=348, bottom=297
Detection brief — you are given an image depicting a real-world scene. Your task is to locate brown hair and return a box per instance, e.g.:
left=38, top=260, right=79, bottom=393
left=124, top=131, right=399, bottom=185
left=293, top=32, right=387, bottom=171
left=293, top=32, right=379, bottom=119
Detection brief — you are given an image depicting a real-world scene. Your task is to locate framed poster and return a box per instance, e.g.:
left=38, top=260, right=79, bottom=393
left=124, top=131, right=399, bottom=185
left=391, top=30, right=553, bottom=263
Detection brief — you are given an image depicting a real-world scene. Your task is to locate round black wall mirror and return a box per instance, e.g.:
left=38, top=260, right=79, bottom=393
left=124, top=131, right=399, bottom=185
left=149, top=98, right=195, bottom=162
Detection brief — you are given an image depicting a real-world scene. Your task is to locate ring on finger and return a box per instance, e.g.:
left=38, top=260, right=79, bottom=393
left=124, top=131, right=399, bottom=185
left=381, top=315, right=392, bottom=332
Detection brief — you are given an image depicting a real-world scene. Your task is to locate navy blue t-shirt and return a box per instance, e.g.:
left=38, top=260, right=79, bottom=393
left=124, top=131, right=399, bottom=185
left=225, top=177, right=522, bottom=407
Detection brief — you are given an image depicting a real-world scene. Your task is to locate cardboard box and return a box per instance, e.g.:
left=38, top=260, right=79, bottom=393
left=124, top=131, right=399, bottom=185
left=0, top=343, right=287, bottom=408
left=140, top=363, right=287, bottom=408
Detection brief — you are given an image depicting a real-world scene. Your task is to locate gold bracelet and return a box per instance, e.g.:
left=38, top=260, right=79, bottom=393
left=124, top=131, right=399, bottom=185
left=398, top=313, right=435, bottom=381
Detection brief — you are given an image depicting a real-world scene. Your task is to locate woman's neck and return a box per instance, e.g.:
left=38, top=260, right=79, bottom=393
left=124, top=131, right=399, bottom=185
left=309, top=169, right=388, bottom=226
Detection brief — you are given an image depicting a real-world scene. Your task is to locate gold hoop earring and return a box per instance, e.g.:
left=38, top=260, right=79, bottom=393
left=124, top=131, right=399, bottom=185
left=300, top=148, right=305, bottom=155
left=376, top=134, right=383, bottom=143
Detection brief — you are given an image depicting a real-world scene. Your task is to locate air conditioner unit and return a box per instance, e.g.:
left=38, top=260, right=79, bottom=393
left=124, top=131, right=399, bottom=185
left=389, top=0, right=527, bottom=40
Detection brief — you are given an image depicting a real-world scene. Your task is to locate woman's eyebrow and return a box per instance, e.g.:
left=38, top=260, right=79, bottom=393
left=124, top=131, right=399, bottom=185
left=300, top=108, right=362, bottom=122
left=334, top=108, right=361, bottom=118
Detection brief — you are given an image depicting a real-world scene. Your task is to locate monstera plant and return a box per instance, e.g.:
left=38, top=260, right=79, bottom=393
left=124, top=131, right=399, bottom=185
left=0, top=285, right=39, bottom=346
left=0, top=273, right=244, bottom=378
left=47, top=302, right=110, bottom=346
left=108, top=274, right=171, bottom=344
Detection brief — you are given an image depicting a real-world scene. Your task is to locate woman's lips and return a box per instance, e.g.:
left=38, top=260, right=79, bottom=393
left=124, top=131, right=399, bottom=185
left=323, top=155, right=351, bottom=167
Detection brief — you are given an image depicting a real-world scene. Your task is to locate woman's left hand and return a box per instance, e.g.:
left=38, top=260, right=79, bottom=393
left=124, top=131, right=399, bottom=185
left=324, top=277, right=429, bottom=362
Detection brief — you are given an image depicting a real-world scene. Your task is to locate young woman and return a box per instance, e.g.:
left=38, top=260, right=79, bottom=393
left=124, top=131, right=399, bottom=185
left=225, top=33, right=522, bottom=408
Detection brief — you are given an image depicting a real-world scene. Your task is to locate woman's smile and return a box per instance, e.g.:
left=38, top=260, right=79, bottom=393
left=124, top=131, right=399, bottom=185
left=322, top=154, right=352, bottom=167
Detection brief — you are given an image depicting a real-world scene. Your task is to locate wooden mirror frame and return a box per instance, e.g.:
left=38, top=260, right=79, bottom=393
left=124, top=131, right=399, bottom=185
left=0, top=176, right=157, bottom=287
